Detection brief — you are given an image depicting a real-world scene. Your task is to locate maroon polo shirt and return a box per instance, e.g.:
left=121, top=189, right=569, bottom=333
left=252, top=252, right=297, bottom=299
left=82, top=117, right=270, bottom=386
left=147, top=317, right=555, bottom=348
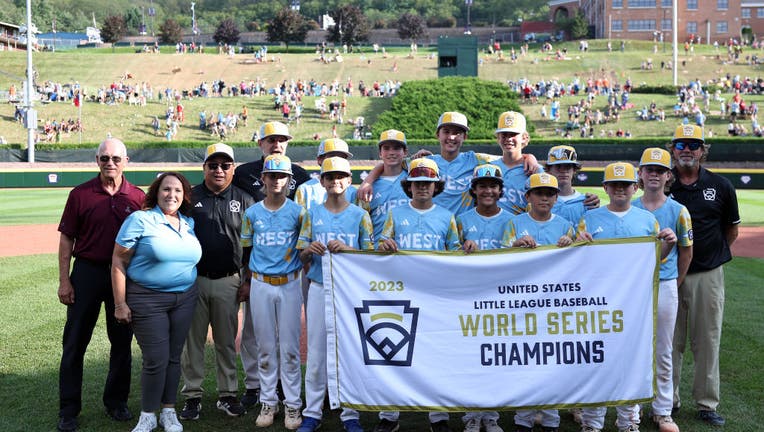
left=58, top=176, right=145, bottom=264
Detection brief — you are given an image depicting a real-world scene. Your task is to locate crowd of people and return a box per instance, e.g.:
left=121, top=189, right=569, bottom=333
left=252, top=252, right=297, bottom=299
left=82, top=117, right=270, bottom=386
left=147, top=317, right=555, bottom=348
left=55, top=111, right=739, bottom=432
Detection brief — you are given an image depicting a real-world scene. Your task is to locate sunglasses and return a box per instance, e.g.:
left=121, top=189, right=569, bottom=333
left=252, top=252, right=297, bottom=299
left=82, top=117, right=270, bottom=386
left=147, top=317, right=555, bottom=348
left=674, top=141, right=702, bottom=151
left=206, top=162, right=233, bottom=171
left=99, top=155, right=123, bottom=163
left=408, top=166, right=439, bottom=179
left=474, top=165, right=501, bottom=178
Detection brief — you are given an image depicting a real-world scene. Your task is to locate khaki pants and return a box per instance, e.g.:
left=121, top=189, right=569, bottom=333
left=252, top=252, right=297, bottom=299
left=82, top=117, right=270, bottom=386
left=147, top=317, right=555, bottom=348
left=672, top=266, right=725, bottom=411
left=181, top=274, right=241, bottom=399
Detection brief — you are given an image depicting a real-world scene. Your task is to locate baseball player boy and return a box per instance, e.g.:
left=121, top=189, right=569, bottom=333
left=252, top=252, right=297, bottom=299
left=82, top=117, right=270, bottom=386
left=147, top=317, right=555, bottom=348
left=296, top=157, right=374, bottom=432
left=376, top=158, right=461, bottom=432
left=360, top=129, right=410, bottom=245
left=632, top=148, right=693, bottom=432
left=240, top=154, right=308, bottom=430
left=456, top=163, right=512, bottom=432
left=545, top=145, right=590, bottom=226
left=576, top=162, right=677, bottom=432
left=295, top=138, right=357, bottom=209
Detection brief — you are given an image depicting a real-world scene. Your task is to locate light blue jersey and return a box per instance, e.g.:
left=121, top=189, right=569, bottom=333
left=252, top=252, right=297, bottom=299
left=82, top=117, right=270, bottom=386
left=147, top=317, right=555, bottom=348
left=116, top=206, right=202, bottom=293
left=553, top=191, right=587, bottom=225
left=241, top=199, right=307, bottom=275
left=492, top=160, right=544, bottom=215
left=633, top=197, right=693, bottom=280
left=360, top=172, right=409, bottom=244
left=506, top=213, right=574, bottom=246
left=456, top=208, right=514, bottom=250
left=428, top=151, right=494, bottom=215
left=380, top=203, right=461, bottom=251
left=298, top=204, right=374, bottom=283
left=578, top=206, right=659, bottom=240
left=294, top=176, right=358, bottom=210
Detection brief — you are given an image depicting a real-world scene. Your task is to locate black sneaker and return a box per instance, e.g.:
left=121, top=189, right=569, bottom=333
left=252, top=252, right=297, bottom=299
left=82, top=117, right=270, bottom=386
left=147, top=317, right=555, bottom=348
left=105, top=404, right=133, bottom=421
left=179, top=398, right=201, bottom=420
left=373, top=419, right=400, bottom=432
left=430, top=420, right=452, bottom=432
left=241, top=388, right=260, bottom=409
left=57, top=416, right=77, bottom=432
left=217, top=396, right=246, bottom=417
left=699, top=410, right=725, bottom=426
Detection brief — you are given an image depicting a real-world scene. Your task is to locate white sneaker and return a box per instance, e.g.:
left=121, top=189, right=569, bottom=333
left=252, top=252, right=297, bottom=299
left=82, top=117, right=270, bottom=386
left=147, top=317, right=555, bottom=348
left=617, top=425, right=639, bottom=432
left=463, top=418, right=480, bottom=432
left=653, top=415, right=679, bottom=432
left=582, top=427, right=602, bottom=432
left=132, top=412, right=157, bottom=432
left=159, top=408, right=183, bottom=432
left=256, top=404, right=279, bottom=427
left=482, top=418, right=504, bottom=432
left=284, top=406, right=302, bottom=430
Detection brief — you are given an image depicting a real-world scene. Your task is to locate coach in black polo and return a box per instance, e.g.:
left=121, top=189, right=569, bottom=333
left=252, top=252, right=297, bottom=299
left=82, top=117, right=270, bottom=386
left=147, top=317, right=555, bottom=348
left=179, top=143, right=254, bottom=420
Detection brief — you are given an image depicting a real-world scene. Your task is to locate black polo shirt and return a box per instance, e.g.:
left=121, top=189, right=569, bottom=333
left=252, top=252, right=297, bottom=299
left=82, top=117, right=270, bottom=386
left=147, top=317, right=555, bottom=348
left=233, top=156, right=311, bottom=202
left=191, top=182, right=255, bottom=276
left=669, top=166, right=740, bottom=273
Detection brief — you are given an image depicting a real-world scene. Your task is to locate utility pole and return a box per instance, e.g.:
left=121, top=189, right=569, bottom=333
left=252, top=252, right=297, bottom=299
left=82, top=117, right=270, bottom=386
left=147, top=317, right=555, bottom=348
left=25, top=0, right=36, bottom=162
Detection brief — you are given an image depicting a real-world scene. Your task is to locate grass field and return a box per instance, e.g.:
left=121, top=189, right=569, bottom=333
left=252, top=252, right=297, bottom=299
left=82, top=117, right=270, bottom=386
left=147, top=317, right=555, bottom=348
left=4, top=41, right=764, bottom=143
left=0, top=253, right=761, bottom=432
left=3, top=187, right=764, bottom=227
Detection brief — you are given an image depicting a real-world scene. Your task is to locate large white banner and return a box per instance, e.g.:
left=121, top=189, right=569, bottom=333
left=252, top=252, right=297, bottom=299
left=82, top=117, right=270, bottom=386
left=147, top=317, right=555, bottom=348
left=322, top=238, right=659, bottom=412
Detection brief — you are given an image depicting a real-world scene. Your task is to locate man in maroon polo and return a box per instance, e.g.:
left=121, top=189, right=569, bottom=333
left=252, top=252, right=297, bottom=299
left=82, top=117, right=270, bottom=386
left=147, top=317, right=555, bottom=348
left=57, top=138, right=145, bottom=432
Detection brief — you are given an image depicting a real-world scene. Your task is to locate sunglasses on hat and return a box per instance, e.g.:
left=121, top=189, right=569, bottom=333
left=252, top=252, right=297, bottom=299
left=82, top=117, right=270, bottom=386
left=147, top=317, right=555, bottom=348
left=408, top=166, right=439, bottom=179
left=674, top=141, right=702, bottom=151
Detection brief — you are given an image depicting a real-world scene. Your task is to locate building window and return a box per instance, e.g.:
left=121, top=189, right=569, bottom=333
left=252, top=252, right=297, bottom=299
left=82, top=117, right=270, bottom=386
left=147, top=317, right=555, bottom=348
left=716, top=21, right=728, bottom=33
left=687, top=0, right=698, bottom=10
left=661, top=19, right=672, bottom=31
left=628, top=19, right=656, bottom=31
left=612, top=20, right=623, bottom=31
left=758, top=8, right=764, bottom=18
left=687, top=21, right=697, bottom=34
left=613, top=0, right=623, bottom=7
left=717, top=0, right=728, bottom=10
left=628, top=0, right=656, bottom=7
left=742, top=8, right=751, bottom=19
left=661, top=0, right=672, bottom=6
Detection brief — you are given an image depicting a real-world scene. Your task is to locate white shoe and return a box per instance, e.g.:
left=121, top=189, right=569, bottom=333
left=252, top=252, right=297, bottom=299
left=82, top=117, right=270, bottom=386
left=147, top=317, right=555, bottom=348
left=582, top=427, right=602, bottom=432
left=463, top=418, right=480, bottom=432
left=617, top=425, right=639, bottom=432
left=159, top=408, right=183, bottom=432
left=653, top=415, right=679, bottom=432
left=482, top=418, right=504, bottom=432
left=284, top=406, right=302, bottom=430
left=132, top=412, right=157, bottom=432
left=256, top=404, right=279, bottom=427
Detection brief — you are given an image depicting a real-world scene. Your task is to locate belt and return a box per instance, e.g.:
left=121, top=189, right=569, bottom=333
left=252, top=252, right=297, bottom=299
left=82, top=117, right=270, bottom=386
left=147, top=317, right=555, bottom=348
left=252, top=270, right=300, bottom=286
left=198, top=270, right=239, bottom=280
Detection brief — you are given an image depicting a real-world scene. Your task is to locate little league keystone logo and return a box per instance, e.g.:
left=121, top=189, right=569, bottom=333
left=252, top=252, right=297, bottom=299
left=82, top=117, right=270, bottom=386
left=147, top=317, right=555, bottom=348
left=355, top=300, right=419, bottom=366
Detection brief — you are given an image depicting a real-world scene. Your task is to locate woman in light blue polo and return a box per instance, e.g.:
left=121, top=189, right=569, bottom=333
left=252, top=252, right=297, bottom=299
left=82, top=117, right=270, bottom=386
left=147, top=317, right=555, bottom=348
left=112, top=172, right=202, bottom=432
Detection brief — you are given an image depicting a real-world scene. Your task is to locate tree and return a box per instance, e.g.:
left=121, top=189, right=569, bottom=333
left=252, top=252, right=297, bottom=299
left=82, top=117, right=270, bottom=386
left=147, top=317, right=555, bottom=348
left=266, top=8, right=310, bottom=52
left=396, top=12, right=427, bottom=42
left=556, top=10, right=589, bottom=40
left=159, top=18, right=183, bottom=44
left=325, top=5, right=370, bottom=50
left=101, top=15, right=126, bottom=43
left=213, top=18, right=240, bottom=45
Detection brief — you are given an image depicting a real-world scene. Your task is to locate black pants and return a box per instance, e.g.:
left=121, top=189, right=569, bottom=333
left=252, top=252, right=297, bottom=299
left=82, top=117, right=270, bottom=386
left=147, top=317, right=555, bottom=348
left=58, top=258, right=133, bottom=418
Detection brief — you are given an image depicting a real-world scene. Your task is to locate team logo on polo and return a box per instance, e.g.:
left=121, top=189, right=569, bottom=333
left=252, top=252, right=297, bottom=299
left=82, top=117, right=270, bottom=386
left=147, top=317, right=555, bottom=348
left=229, top=200, right=241, bottom=213
left=703, top=188, right=716, bottom=201
left=355, top=300, right=419, bottom=366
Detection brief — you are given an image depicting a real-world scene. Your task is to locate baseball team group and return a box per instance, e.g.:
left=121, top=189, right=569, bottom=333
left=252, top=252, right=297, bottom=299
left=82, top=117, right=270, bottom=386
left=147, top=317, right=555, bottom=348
left=54, top=110, right=739, bottom=432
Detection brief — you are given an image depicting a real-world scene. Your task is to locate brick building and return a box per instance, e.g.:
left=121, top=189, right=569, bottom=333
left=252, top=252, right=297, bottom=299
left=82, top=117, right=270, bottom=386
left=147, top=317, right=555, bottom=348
left=549, top=0, right=754, bottom=43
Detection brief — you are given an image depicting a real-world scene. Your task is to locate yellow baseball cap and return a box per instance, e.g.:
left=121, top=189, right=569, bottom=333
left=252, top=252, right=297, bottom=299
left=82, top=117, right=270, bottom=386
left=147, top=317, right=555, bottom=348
left=320, top=156, right=352, bottom=176
left=672, top=124, right=704, bottom=143
left=639, top=148, right=672, bottom=169
left=407, top=158, right=441, bottom=182
left=378, top=129, right=407, bottom=148
left=495, top=111, right=527, bottom=135
left=527, top=173, right=560, bottom=191
left=603, top=162, right=638, bottom=183
left=259, top=121, right=292, bottom=140
left=436, top=112, right=470, bottom=132
left=318, top=138, right=353, bottom=158
left=262, top=154, right=293, bottom=175
left=547, top=145, right=581, bottom=167
left=204, top=142, right=234, bottom=162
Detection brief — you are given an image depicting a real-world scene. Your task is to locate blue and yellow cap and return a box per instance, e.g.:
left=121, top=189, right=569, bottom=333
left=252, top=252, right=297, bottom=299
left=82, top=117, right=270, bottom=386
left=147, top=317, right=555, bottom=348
left=603, top=162, right=638, bottom=183
left=321, top=157, right=352, bottom=176
left=407, top=158, right=441, bottom=182
left=262, top=154, right=293, bottom=175
left=318, top=138, right=353, bottom=158
left=471, top=164, right=504, bottom=187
